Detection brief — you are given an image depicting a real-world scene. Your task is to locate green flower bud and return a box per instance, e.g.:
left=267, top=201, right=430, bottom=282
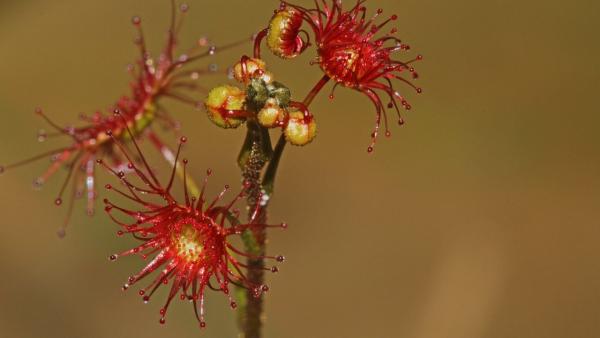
left=266, top=81, right=291, bottom=107
left=258, top=98, right=286, bottom=128
left=233, top=57, right=268, bottom=84
left=246, top=78, right=270, bottom=110
left=204, top=85, right=247, bottom=129
left=284, top=110, right=317, bottom=146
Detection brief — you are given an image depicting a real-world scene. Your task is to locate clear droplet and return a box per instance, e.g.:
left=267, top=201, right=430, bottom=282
left=37, top=129, right=47, bottom=142
left=56, top=228, right=66, bottom=239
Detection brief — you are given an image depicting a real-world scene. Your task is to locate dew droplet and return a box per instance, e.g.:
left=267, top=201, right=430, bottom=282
left=271, top=266, right=279, bottom=273
left=33, top=177, right=45, bottom=189
left=180, top=136, right=187, bottom=143
left=122, top=283, right=129, bottom=291
left=276, top=255, right=285, bottom=263
left=143, top=295, right=150, bottom=303
left=54, top=198, right=63, bottom=206
left=200, top=321, right=206, bottom=329
left=37, top=129, right=47, bottom=142
left=180, top=3, right=189, bottom=12
left=56, top=228, right=66, bottom=239
left=230, top=301, right=237, bottom=309
left=109, top=254, right=118, bottom=261
left=131, top=16, right=141, bottom=25
left=178, top=54, right=189, bottom=63
left=208, top=46, right=216, bottom=55
left=367, top=146, right=374, bottom=153
left=197, top=36, right=209, bottom=47
left=159, top=317, right=166, bottom=325
left=280, top=222, right=288, bottom=229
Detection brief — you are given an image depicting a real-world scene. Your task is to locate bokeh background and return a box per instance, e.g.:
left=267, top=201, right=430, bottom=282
left=1, top=0, right=599, bottom=337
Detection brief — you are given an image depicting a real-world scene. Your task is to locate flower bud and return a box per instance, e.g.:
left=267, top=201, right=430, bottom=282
left=258, top=98, right=286, bottom=128
left=284, top=110, right=317, bottom=146
left=266, top=82, right=291, bottom=107
left=233, top=57, right=269, bottom=84
left=204, top=85, right=247, bottom=129
left=267, top=7, right=307, bottom=59
left=246, top=78, right=270, bottom=110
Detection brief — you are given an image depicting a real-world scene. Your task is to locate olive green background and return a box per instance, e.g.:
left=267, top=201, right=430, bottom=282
left=0, top=0, right=598, bottom=337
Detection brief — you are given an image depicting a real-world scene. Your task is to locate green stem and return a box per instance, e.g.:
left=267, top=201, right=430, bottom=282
left=238, top=75, right=330, bottom=338
left=174, top=159, right=199, bottom=197
left=262, top=135, right=286, bottom=196
left=238, top=122, right=269, bottom=338
left=262, top=75, right=330, bottom=195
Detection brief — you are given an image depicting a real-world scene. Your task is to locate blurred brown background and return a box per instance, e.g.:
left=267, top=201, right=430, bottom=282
left=0, top=0, right=599, bottom=337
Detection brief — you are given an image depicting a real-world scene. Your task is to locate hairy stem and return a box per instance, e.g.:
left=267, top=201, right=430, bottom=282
left=240, top=122, right=270, bottom=338
left=239, top=75, right=330, bottom=338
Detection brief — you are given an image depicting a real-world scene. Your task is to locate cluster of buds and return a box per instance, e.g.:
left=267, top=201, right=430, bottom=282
left=253, top=0, right=423, bottom=152
left=204, top=56, right=317, bottom=146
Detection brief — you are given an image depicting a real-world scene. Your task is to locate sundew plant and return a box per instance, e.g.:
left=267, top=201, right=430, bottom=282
left=1, top=1, right=422, bottom=337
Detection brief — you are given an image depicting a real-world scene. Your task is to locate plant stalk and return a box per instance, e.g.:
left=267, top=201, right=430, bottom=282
left=239, top=75, right=330, bottom=338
